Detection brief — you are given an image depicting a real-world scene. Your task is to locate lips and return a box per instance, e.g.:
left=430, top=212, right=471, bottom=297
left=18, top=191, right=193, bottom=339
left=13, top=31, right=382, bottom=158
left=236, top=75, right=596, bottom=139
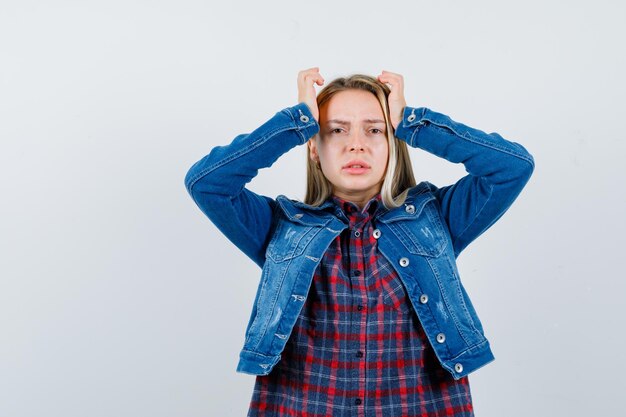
left=342, top=160, right=371, bottom=169
left=342, top=159, right=371, bottom=175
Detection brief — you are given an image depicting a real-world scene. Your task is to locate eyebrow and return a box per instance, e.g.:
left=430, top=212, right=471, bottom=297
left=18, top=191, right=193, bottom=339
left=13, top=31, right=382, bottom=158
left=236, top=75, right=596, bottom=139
left=326, top=119, right=386, bottom=125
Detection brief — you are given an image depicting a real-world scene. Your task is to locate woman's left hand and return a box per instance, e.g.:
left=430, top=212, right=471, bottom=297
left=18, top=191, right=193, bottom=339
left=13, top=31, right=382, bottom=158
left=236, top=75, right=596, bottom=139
left=377, top=70, right=406, bottom=131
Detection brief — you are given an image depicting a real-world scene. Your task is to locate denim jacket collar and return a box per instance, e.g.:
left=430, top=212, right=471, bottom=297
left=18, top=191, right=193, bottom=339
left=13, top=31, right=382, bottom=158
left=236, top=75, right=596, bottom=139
left=377, top=189, right=436, bottom=224
left=275, top=181, right=433, bottom=226
left=275, top=195, right=335, bottom=227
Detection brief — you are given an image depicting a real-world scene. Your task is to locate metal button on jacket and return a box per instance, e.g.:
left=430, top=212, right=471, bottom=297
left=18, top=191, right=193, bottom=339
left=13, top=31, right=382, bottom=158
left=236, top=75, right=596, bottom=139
left=405, top=204, right=415, bottom=214
left=373, top=229, right=381, bottom=239
left=419, top=294, right=429, bottom=304
left=436, top=333, right=446, bottom=343
left=407, top=113, right=416, bottom=122
left=454, top=363, right=464, bottom=373
left=399, top=257, right=410, bottom=267
left=299, top=114, right=309, bottom=123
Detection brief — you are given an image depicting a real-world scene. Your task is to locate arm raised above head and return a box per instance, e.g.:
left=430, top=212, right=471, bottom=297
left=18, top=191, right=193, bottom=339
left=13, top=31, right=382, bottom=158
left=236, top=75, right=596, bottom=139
left=394, top=107, right=535, bottom=257
left=184, top=102, right=319, bottom=267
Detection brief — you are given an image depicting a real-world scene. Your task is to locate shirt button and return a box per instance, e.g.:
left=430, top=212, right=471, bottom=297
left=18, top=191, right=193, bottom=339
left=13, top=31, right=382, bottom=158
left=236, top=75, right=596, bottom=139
left=399, top=257, right=410, bottom=267
left=356, top=351, right=364, bottom=358
left=357, top=305, right=364, bottom=311
left=455, top=363, right=464, bottom=373
left=353, top=270, right=361, bottom=276
left=355, top=398, right=362, bottom=405
left=419, top=294, right=429, bottom=304
left=354, top=230, right=361, bottom=237
left=436, top=333, right=446, bottom=343
left=405, top=204, right=415, bottom=214
left=373, top=229, right=381, bottom=239
left=299, top=114, right=309, bottom=123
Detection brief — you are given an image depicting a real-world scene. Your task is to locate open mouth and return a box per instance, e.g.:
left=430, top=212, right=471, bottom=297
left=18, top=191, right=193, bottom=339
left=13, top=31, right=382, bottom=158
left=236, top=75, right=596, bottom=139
left=342, top=165, right=370, bottom=174
left=342, top=160, right=371, bottom=173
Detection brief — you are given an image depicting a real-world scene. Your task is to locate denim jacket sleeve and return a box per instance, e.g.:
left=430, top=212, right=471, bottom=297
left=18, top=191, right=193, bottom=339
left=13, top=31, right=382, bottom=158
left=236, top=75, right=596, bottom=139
left=394, top=107, right=535, bottom=258
left=184, top=102, right=319, bottom=268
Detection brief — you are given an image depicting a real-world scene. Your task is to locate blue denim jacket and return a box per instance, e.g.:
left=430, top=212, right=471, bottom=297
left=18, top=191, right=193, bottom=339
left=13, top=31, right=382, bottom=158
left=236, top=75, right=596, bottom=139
left=184, top=102, right=534, bottom=380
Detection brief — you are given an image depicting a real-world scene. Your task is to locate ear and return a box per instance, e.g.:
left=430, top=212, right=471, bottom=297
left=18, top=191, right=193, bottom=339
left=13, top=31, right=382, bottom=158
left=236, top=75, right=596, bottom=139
left=308, top=137, right=319, bottom=162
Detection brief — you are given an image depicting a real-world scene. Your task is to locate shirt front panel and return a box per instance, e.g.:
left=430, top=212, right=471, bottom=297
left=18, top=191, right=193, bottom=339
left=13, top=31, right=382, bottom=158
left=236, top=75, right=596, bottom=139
left=248, top=193, right=474, bottom=417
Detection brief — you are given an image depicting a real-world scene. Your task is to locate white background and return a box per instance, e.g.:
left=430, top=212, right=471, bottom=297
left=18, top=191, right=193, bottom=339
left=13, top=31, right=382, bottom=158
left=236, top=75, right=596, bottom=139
left=1, top=1, right=625, bottom=416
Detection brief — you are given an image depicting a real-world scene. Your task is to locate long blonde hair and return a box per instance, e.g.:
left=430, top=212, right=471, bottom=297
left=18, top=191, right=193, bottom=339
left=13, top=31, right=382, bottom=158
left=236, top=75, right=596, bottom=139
left=304, top=74, right=416, bottom=209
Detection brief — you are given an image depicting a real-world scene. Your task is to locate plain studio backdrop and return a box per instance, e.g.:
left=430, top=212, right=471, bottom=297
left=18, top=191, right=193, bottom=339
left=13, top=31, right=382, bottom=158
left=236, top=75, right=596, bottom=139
left=1, top=1, right=624, bottom=416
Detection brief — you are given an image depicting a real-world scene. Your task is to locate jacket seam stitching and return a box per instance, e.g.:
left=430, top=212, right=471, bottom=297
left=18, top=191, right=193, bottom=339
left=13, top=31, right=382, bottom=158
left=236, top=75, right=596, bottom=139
left=447, top=339, right=489, bottom=362
left=425, top=256, right=474, bottom=347
left=420, top=119, right=535, bottom=169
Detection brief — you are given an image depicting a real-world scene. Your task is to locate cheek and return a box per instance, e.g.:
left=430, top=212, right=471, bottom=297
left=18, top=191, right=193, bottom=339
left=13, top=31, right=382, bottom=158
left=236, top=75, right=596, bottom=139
left=318, top=143, right=340, bottom=162
left=376, top=143, right=390, bottom=166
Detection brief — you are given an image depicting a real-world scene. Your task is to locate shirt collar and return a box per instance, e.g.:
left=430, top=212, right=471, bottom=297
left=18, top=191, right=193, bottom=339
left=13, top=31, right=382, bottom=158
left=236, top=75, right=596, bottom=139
left=330, top=192, right=383, bottom=219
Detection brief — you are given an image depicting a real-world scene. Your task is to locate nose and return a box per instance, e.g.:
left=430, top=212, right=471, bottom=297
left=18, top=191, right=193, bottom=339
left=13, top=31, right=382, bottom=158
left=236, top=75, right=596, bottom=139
left=348, top=131, right=365, bottom=152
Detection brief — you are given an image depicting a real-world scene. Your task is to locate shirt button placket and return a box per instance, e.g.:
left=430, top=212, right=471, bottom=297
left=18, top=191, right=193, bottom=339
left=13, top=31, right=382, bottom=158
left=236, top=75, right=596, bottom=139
left=348, top=222, right=367, bottom=410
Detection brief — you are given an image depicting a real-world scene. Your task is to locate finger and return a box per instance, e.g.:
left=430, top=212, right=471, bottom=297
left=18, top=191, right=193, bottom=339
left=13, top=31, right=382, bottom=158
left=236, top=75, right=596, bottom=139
left=303, top=71, right=323, bottom=81
left=298, top=67, right=321, bottom=81
left=300, top=75, right=324, bottom=88
left=378, top=72, right=403, bottom=86
left=301, top=73, right=324, bottom=88
left=381, top=69, right=403, bottom=77
left=298, top=67, right=319, bottom=75
left=378, top=70, right=403, bottom=81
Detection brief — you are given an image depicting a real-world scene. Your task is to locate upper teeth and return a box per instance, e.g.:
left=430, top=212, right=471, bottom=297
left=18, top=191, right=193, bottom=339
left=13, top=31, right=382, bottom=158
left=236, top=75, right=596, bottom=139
left=350, top=165, right=363, bottom=168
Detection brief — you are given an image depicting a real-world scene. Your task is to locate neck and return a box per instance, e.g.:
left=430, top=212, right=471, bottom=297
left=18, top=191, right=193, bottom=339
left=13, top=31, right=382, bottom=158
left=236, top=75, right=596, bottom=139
left=333, top=190, right=380, bottom=211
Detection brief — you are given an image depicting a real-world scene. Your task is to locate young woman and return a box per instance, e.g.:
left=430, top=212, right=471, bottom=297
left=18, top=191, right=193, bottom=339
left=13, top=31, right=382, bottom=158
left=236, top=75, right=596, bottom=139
left=184, top=67, right=535, bottom=416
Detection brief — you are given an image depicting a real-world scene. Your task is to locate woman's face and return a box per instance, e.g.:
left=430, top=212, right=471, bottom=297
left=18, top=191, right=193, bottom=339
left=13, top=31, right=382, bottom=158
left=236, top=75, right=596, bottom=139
left=308, top=89, right=389, bottom=205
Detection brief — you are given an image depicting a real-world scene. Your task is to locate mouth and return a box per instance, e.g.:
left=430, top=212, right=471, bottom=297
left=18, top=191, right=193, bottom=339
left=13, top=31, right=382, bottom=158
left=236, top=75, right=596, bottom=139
left=342, top=160, right=371, bottom=169
left=342, top=161, right=371, bottom=174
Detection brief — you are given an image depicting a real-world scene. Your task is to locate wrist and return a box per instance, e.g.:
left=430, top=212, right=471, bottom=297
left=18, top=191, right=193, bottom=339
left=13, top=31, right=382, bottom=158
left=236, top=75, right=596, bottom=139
left=391, top=106, right=404, bottom=131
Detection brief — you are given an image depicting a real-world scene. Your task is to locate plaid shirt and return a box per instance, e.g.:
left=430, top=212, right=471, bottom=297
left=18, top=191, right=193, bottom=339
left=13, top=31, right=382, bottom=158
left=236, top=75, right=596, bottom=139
left=247, top=193, right=474, bottom=417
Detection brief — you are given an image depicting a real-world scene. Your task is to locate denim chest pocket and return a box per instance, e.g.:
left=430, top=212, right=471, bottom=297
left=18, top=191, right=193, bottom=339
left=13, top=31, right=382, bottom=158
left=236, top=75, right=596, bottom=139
left=266, top=219, right=317, bottom=263
left=385, top=201, right=448, bottom=257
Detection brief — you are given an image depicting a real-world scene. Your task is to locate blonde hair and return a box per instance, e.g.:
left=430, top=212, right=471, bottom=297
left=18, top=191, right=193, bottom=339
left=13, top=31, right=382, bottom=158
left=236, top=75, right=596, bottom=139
left=304, top=74, right=416, bottom=209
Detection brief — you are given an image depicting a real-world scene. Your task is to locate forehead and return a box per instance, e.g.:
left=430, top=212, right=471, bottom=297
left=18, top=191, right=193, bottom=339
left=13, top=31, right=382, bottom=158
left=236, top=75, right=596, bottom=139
left=320, top=89, right=383, bottom=122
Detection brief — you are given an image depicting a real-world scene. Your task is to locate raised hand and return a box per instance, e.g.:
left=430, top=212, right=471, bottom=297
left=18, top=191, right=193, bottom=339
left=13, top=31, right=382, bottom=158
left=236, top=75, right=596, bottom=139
left=297, top=67, right=325, bottom=122
left=377, top=70, right=406, bottom=131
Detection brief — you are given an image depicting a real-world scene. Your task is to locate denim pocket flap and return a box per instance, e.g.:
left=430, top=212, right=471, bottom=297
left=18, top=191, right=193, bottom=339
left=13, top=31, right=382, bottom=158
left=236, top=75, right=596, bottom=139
left=266, top=219, right=316, bottom=263
left=386, top=203, right=448, bottom=257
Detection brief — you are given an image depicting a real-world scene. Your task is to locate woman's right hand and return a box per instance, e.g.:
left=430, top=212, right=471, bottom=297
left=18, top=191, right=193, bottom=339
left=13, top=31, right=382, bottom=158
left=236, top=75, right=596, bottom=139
left=297, top=67, right=324, bottom=122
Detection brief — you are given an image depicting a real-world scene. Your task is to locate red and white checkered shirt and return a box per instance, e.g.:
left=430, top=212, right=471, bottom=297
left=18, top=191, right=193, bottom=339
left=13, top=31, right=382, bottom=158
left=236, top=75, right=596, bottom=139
left=247, top=193, right=474, bottom=416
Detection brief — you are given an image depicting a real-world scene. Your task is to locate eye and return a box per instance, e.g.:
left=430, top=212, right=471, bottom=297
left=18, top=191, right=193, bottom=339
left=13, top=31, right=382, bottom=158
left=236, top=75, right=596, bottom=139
left=330, top=128, right=344, bottom=134
left=370, top=128, right=384, bottom=134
